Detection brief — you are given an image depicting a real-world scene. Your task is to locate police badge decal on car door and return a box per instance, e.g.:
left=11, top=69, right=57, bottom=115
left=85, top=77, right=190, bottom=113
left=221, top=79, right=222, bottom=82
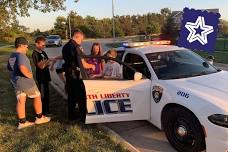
left=152, top=86, right=163, bottom=103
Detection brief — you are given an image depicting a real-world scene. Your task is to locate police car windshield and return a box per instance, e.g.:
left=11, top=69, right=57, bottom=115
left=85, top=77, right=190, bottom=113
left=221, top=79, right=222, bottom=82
left=146, top=50, right=219, bottom=80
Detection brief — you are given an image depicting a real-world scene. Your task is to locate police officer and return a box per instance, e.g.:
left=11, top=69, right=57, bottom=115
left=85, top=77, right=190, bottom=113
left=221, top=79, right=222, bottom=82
left=62, top=29, right=95, bottom=122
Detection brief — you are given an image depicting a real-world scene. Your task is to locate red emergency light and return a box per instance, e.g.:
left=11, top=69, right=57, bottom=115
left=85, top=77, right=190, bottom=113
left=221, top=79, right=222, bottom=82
left=123, top=40, right=171, bottom=48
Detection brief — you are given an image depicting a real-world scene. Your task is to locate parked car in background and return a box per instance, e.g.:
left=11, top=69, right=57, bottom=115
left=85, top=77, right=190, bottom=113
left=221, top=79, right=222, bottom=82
left=46, top=35, right=62, bottom=47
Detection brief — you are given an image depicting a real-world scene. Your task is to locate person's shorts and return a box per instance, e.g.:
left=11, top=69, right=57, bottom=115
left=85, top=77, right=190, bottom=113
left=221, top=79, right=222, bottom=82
left=56, top=68, right=64, bottom=74
left=15, top=85, right=40, bottom=99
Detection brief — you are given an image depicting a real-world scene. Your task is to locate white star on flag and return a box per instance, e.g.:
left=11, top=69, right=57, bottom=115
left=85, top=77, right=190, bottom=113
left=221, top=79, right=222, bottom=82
left=185, top=16, right=214, bottom=45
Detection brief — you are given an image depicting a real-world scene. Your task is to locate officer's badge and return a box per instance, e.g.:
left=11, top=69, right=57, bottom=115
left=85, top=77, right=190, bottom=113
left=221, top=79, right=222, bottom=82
left=152, top=86, right=163, bottom=103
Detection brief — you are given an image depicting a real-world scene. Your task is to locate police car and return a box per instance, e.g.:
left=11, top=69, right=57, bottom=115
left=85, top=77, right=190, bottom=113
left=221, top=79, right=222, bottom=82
left=80, top=41, right=228, bottom=152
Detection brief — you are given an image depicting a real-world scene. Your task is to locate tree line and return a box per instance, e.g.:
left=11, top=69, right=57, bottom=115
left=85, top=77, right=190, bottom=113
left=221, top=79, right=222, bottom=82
left=51, top=8, right=173, bottom=39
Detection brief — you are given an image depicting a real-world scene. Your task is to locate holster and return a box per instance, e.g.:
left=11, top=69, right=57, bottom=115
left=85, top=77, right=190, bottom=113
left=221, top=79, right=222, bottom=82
left=65, top=67, right=81, bottom=80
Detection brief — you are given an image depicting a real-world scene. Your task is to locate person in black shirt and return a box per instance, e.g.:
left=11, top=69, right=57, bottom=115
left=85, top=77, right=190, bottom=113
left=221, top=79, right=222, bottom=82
left=62, top=29, right=95, bottom=122
left=32, top=36, right=52, bottom=115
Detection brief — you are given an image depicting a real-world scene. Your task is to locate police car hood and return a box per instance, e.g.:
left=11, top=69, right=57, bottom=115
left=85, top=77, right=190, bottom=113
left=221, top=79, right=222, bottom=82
left=166, top=71, right=228, bottom=106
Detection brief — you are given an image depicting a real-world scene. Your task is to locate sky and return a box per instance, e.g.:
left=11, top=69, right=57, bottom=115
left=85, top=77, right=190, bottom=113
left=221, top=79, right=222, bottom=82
left=18, top=0, right=228, bottom=32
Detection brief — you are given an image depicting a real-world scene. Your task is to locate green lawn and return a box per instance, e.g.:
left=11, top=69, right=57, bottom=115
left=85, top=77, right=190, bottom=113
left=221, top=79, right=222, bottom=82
left=196, top=51, right=228, bottom=64
left=0, top=46, right=15, bottom=56
left=215, top=38, right=228, bottom=51
left=106, top=42, right=123, bottom=48
left=0, top=49, right=129, bottom=152
left=0, top=45, right=34, bottom=57
left=0, top=41, right=13, bottom=47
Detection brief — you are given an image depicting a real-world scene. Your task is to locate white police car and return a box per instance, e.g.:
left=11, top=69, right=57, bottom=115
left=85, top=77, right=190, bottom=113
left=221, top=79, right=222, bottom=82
left=80, top=41, right=228, bottom=152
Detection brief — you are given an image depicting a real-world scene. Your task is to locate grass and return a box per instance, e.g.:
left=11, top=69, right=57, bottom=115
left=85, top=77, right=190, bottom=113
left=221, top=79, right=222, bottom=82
left=195, top=51, right=228, bottom=64
left=215, top=38, right=228, bottom=51
left=0, top=49, right=129, bottom=152
left=106, top=42, right=123, bottom=48
left=0, top=46, right=15, bottom=56
left=0, top=45, right=34, bottom=57
left=0, top=41, right=13, bottom=47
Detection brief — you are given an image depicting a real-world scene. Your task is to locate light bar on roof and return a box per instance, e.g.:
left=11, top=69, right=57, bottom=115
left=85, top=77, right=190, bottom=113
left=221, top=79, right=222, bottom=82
left=122, top=40, right=171, bottom=48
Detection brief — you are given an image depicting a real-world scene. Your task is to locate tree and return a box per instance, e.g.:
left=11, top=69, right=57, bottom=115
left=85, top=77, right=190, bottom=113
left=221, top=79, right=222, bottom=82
left=162, top=15, right=176, bottom=34
left=0, top=0, right=67, bottom=42
left=220, top=19, right=228, bottom=36
left=146, top=22, right=161, bottom=35
left=160, top=8, right=171, bottom=17
left=117, top=15, right=134, bottom=36
left=0, top=0, right=66, bottom=18
left=54, top=16, right=67, bottom=38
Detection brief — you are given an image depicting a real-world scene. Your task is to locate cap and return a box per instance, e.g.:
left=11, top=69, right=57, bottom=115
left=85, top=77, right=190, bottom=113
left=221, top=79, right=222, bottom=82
left=15, top=37, right=29, bottom=47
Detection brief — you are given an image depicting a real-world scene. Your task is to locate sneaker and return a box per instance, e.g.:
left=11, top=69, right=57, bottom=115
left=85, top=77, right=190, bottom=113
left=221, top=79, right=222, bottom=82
left=35, top=116, right=51, bottom=125
left=17, top=121, right=35, bottom=130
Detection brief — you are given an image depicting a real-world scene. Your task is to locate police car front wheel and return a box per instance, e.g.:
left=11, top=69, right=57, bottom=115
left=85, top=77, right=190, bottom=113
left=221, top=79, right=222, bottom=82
left=163, top=107, right=206, bottom=152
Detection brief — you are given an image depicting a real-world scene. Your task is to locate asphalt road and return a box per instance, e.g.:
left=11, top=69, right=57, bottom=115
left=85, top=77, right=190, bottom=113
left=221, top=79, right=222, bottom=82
left=44, top=39, right=177, bottom=152
left=45, top=39, right=111, bottom=58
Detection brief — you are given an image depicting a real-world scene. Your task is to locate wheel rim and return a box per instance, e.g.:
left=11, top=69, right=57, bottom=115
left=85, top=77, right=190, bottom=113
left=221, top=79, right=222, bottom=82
left=172, top=118, right=196, bottom=147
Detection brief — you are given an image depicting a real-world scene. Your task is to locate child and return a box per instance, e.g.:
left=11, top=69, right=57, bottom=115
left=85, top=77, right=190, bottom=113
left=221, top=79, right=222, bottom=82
left=103, top=49, right=122, bottom=79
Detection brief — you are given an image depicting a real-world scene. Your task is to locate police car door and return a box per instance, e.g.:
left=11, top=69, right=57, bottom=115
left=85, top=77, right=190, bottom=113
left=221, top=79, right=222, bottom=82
left=82, top=56, right=151, bottom=124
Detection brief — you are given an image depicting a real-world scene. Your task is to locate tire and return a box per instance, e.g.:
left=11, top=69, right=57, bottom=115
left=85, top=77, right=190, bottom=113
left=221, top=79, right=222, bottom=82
left=163, top=107, right=205, bottom=152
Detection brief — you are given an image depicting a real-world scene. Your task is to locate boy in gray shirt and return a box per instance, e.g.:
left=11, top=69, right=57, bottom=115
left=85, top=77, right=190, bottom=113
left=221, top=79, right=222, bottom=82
left=7, top=37, right=51, bottom=129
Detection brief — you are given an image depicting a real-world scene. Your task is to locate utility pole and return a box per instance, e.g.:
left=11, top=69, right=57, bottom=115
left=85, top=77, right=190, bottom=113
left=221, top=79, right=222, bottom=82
left=112, top=0, right=116, bottom=39
left=69, top=0, right=80, bottom=38
left=69, top=15, right=71, bottom=38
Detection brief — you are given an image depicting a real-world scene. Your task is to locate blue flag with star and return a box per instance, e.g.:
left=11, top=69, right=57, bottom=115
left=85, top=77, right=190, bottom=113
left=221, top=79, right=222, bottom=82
left=177, top=8, right=220, bottom=52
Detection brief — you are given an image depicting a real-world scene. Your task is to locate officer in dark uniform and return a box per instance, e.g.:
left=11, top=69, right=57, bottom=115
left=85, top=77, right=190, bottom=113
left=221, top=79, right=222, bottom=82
left=62, top=29, right=95, bottom=122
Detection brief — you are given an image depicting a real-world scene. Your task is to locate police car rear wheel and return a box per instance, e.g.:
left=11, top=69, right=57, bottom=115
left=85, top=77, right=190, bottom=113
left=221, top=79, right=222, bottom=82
left=163, top=107, right=205, bottom=152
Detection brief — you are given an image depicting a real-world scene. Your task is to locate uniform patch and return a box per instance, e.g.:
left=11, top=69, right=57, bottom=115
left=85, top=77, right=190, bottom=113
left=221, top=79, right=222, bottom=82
left=152, top=86, right=163, bottom=103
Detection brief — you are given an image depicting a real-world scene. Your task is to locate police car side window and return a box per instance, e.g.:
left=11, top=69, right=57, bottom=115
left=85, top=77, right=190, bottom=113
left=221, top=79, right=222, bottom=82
left=82, top=56, right=136, bottom=80
left=124, top=53, right=151, bottom=79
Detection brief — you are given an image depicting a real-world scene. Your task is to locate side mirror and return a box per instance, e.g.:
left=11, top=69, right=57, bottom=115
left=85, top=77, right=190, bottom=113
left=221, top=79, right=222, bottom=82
left=207, top=55, right=215, bottom=65
left=134, top=72, right=143, bottom=81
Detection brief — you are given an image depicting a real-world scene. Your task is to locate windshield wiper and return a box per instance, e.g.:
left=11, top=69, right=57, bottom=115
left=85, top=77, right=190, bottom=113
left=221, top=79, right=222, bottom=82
left=160, top=73, right=192, bottom=79
left=161, top=71, right=209, bottom=80
left=190, top=71, right=208, bottom=77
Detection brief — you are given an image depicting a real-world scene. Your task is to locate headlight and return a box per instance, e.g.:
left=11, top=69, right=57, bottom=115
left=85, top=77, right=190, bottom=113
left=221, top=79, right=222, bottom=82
left=208, top=114, right=228, bottom=128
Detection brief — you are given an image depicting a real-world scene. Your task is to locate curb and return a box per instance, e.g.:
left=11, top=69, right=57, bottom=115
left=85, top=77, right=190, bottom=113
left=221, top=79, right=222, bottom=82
left=97, top=124, right=140, bottom=152
left=50, top=81, right=140, bottom=152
